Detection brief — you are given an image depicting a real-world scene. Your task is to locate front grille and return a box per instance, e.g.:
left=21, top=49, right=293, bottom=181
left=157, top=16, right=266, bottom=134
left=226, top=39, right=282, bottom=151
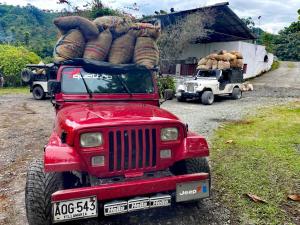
left=186, top=83, right=197, bottom=93
left=108, top=128, right=157, bottom=172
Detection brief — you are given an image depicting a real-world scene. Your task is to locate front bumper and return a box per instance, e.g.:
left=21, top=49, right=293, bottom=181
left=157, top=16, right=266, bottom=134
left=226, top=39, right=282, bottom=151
left=52, top=172, right=209, bottom=202
left=177, top=92, right=200, bottom=99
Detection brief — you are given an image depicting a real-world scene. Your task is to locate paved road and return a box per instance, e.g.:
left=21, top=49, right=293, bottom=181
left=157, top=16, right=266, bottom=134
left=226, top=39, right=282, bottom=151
left=0, top=62, right=299, bottom=225
left=252, top=61, right=300, bottom=89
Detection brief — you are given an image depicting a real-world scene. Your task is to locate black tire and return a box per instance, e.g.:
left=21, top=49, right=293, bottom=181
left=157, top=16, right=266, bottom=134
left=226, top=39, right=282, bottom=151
left=201, top=91, right=214, bottom=105
left=32, top=85, right=45, bottom=100
left=25, top=160, right=63, bottom=225
left=231, top=87, right=242, bottom=99
left=170, top=158, right=210, bottom=175
left=21, top=68, right=34, bottom=83
left=177, top=96, right=186, bottom=102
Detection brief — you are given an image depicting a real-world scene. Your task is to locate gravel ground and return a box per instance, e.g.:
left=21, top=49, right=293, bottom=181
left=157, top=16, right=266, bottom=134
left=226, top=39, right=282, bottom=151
left=0, top=63, right=299, bottom=225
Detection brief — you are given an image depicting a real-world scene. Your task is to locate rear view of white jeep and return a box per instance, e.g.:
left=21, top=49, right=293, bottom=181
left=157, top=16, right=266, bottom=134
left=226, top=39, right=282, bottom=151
left=176, top=69, right=243, bottom=105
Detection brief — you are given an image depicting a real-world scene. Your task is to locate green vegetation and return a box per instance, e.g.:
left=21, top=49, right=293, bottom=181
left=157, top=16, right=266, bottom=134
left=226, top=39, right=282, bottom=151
left=0, top=44, right=40, bottom=86
left=211, top=102, right=300, bottom=225
left=270, top=60, right=280, bottom=71
left=242, top=12, right=300, bottom=61
left=0, top=87, right=28, bottom=95
left=157, top=76, right=176, bottom=98
left=0, top=4, right=58, bottom=58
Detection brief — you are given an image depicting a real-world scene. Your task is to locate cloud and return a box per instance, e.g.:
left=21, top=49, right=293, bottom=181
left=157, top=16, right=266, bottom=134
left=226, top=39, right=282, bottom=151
left=0, top=0, right=298, bottom=33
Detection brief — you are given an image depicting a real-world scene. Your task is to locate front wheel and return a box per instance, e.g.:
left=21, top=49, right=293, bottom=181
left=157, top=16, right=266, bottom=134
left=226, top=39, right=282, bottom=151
left=25, top=160, right=63, bottom=225
left=231, top=87, right=242, bottom=99
left=201, top=91, right=214, bottom=105
left=32, top=86, right=45, bottom=100
left=177, top=96, right=186, bottom=102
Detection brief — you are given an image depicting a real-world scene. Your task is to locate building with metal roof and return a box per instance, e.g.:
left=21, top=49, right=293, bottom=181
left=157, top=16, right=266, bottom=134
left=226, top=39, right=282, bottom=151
left=143, top=2, right=273, bottom=79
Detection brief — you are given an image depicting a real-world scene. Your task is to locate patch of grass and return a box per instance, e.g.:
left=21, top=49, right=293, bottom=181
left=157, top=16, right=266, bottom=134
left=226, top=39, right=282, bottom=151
left=287, top=62, right=296, bottom=69
left=270, top=60, right=280, bottom=71
left=211, top=102, right=300, bottom=225
left=0, top=87, right=28, bottom=95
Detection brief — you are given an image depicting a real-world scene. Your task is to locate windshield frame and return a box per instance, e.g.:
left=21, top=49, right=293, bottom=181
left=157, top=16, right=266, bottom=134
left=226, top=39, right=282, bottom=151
left=60, top=66, right=155, bottom=95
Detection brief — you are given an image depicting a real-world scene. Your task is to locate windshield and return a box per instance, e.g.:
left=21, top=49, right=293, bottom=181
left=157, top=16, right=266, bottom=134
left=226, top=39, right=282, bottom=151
left=61, top=67, right=154, bottom=94
left=196, top=70, right=221, bottom=78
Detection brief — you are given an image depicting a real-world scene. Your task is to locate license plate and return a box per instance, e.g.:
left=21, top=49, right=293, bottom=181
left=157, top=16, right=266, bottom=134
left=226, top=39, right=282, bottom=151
left=176, top=180, right=210, bottom=202
left=53, top=196, right=97, bottom=223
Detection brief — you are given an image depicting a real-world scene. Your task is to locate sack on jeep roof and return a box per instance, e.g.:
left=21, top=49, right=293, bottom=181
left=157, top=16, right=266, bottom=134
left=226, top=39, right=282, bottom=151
left=217, top=60, right=230, bottom=70
left=198, top=57, right=208, bottom=66
left=83, top=29, right=112, bottom=61
left=108, top=30, right=136, bottom=64
left=53, top=29, right=85, bottom=63
left=230, top=59, right=244, bottom=69
left=131, top=23, right=161, bottom=40
left=134, top=37, right=159, bottom=69
left=53, top=16, right=99, bottom=40
left=231, top=51, right=243, bottom=59
left=212, top=59, right=218, bottom=70
left=94, top=16, right=132, bottom=36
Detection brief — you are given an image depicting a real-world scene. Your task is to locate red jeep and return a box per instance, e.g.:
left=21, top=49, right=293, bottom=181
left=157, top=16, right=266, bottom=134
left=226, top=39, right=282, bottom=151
left=25, top=59, right=210, bottom=225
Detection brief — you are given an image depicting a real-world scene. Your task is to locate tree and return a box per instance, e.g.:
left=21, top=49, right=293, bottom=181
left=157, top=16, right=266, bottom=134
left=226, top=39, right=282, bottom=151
left=24, top=31, right=30, bottom=45
left=157, top=10, right=214, bottom=62
left=0, top=44, right=40, bottom=86
left=274, top=21, right=300, bottom=61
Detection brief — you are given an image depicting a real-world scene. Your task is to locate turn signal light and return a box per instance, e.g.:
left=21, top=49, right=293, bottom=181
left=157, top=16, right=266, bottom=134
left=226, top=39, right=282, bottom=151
left=91, top=156, right=105, bottom=167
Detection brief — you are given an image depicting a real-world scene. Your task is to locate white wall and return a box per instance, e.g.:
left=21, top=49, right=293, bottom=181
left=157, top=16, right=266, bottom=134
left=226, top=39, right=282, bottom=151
left=179, top=41, right=274, bottom=79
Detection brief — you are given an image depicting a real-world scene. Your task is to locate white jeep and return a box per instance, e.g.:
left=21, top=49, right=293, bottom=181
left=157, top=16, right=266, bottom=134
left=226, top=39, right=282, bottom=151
left=176, top=69, right=243, bottom=105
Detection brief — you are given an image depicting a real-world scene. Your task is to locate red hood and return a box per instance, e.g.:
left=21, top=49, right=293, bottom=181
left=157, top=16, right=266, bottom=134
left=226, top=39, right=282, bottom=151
left=55, top=103, right=182, bottom=143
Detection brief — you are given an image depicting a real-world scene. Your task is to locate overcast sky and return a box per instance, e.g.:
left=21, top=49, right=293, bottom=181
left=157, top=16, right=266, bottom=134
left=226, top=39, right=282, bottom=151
left=1, top=0, right=299, bottom=34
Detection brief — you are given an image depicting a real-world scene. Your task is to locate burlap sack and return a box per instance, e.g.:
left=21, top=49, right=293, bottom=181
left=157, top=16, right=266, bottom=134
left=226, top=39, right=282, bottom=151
left=218, top=50, right=227, bottom=55
left=131, top=23, right=161, bottom=40
left=208, top=53, right=218, bottom=60
left=134, top=37, right=159, bottom=69
left=108, top=30, right=136, bottom=64
left=83, top=29, right=112, bottom=61
left=218, top=60, right=230, bottom=70
left=206, top=59, right=213, bottom=69
left=197, top=65, right=210, bottom=70
left=198, top=57, right=208, bottom=66
left=230, top=59, right=244, bottom=68
left=212, top=59, right=218, bottom=70
left=53, top=16, right=99, bottom=40
left=94, top=16, right=132, bottom=35
left=53, top=29, right=85, bottom=63
left=231, top=51, right=243, bottom=59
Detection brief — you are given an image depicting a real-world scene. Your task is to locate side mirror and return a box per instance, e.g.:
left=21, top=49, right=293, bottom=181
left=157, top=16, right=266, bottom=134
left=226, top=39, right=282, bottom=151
left=48, top=80, right=61, bottom=95
left=163, top=89, right=174, bottom=100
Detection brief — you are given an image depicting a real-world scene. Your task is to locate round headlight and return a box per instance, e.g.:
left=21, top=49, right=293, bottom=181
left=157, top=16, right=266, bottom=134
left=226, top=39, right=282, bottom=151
left=161, top=128, right=178, bottom=141
left=80, top=132, right=103, bottom=148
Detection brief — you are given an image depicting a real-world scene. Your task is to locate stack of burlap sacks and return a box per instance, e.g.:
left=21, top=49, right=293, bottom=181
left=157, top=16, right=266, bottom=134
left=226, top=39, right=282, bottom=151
left=53, top=16, right=160, bottom=69
left=197, top=50, right=244, bottom=70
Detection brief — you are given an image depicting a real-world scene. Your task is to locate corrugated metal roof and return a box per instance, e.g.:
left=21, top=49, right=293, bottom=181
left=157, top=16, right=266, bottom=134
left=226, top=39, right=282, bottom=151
left=142, top=2, right=256, bottom=42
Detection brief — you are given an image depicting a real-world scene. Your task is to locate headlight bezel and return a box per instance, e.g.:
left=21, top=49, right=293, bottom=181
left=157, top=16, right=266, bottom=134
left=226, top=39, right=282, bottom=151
left=80, top=132, right=103, bottom=148
left=160, top=127, right=179, bottom=141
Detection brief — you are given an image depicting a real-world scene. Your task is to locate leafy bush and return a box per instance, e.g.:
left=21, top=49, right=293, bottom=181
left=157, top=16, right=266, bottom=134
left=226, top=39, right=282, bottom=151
left=270, top=60, right=280, bottom=71
left=157, top=76, right=176, bottom=98
left=0, top=44, right=40, bottom=86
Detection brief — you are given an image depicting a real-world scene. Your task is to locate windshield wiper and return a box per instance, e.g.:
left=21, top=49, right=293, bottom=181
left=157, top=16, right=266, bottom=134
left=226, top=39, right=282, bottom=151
left=80, top=72, right=92, bottom=99
left=116, top=75, right=132, bottom=97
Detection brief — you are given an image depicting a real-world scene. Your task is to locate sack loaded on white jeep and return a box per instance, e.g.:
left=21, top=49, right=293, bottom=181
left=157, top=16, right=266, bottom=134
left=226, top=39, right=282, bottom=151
left=176, top=69, right=243, bottom=105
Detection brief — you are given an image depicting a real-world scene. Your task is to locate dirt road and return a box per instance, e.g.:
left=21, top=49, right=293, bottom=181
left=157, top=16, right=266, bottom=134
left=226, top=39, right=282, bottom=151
left=0, top=62, right=299, bottom=225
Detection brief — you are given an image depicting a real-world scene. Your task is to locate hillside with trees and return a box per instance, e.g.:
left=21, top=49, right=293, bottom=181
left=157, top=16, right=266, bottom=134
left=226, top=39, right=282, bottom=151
left=0, top=4, right=58, bottom=58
